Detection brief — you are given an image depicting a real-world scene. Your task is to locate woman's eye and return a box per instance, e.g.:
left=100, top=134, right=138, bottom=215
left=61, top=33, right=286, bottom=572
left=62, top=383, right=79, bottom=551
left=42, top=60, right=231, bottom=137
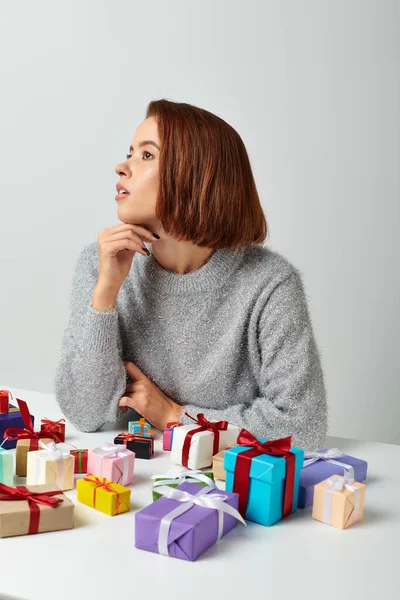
left=125, top=151, right=154, bottom=160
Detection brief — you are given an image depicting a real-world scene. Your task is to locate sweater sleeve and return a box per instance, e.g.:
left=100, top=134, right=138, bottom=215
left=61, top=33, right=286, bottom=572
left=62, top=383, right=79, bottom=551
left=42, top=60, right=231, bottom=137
left=181, top=271, right=328, bottom=451
left=54, top=243, right=129, bottom=432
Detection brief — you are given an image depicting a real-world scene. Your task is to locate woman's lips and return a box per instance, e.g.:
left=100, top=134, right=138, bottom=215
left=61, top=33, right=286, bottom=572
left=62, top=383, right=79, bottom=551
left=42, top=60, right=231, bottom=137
left=115, top=192, right=130, bottom=201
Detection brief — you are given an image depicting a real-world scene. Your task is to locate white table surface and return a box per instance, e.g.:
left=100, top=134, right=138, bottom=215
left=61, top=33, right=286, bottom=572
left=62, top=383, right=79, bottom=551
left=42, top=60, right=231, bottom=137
left=0, top=388, right=398, bottom=600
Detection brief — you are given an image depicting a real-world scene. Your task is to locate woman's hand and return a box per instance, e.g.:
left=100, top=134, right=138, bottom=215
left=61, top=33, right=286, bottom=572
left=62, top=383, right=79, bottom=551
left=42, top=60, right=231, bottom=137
left=119, top=362, right=183, bottom=430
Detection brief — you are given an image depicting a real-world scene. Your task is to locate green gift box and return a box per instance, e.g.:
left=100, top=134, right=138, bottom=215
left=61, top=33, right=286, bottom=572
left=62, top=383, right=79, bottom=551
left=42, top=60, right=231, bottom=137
left=151, top=469, right=215, bottom=501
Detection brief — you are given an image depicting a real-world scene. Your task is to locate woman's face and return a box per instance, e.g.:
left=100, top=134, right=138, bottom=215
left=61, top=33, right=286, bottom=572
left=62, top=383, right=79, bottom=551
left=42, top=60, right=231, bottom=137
left=114, top=116, right=160, bottom=228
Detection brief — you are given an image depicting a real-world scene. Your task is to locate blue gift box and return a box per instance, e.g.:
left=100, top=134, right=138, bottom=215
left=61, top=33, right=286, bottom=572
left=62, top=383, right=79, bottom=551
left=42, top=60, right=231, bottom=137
left=224, top=438, right=304, bottom=526
left=128, top=420, right=153, bottom=438
left=0, top=404, right=35, bottom=450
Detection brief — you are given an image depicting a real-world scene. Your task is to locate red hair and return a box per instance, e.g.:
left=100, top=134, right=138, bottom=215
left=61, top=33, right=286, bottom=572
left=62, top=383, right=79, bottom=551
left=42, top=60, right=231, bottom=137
left=145, top=99, right=268, bottom=249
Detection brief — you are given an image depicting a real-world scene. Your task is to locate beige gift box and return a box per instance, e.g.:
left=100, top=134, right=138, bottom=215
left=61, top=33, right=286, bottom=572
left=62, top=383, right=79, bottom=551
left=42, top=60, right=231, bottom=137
left=312, top=474, right=366, bottom=529
left=15, top=438, right=54, bottom=477
left=212, top=448, right=230, bottom=481
left=26, top=442, right=74, bottom=491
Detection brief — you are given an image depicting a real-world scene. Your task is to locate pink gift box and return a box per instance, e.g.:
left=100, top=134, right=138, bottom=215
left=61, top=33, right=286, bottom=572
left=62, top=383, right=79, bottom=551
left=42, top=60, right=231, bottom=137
left=87, top=443, right=135, bottom=486
left=163, top=422, right=183, bottom=451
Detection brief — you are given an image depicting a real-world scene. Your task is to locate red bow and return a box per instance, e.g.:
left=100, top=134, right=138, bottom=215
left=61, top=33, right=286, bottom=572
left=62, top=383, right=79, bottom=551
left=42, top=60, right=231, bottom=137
left=166, top=421, right=183, bottom=429
left=40, top=418, right=66, bottom=442
left=83, top=475, right=121, bottom=514
left=0, top=482, right=63, bottom=534
left=3, top=399, right=60, bottom=444
left=115, top=433, right=137, bottom=443
left=181, top=413, right=229, bottom=468
left=233, top=429, right=295, bottom=519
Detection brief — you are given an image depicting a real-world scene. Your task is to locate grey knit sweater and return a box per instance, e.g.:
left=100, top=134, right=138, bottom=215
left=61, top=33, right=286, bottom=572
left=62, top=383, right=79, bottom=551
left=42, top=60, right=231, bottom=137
left=54, top=241, right=328, bottom=451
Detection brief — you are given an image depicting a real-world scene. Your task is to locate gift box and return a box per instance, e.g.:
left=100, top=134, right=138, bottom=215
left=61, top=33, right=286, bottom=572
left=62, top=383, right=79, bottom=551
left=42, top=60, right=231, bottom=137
left=312, top=474, right=366, bottom=529
left=170, top=413, right=240, bottom=470
left=16, top=438, right=54, bottom=477
left=87, top=443, right=135, bottom=485
left=298, top=448, right=368, bottom=508
left=114, top=433, right=154, bottom=459
left=0, top=482, right=74, bottom=538
left=225, top=430, right=304, bottom=526
left=151, top=468, right=215, bottom=501
left=40, top=417, right=66, bottom=443
left=163, top=422, right=183, bottom=451
left=212, top=448, right=231, bottom=481
left=0, top=403, right=35, bottom=451
left=128, top=418, right=154, bottom=438
left=0, top=389, right=13, bottom=414
left=71, top=449, right=88, bottom=474
left=77, top=475, right=131, bottom=516
left=0, top=444, right=13, bottom=486
left=26, top=440, right=74, bottom=491
left=135, top=481, right=245, bottom=561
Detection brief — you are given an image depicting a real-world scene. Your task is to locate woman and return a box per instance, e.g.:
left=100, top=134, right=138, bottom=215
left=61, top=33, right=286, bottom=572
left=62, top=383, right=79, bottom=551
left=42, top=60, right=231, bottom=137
left=55, top=99, right=327, bottom=451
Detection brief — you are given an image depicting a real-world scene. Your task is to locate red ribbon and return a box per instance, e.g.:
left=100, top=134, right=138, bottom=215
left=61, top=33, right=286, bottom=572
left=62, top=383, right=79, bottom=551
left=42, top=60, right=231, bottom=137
left=115, top=433, right=137, bottom=443
left=166, top=421, right=183, bottom=429
left=0, top=482, right=63, bottom=534
left=40, top=418, right=66, bottom=442
left=3, top=399, right=60, bottom=443
left=83, top=475, right=120, bottom=514
left=0, top=390, right=10, bottom=414
left=232, top=429, right=296, bottom=519
left=181, top=413, right=229, bottom=468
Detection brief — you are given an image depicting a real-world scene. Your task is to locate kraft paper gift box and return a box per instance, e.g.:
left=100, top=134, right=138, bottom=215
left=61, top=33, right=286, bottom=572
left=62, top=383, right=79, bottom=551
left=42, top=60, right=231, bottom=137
left=26, top=441, right=74, bottom=491
left=224, top=430, right=304, bottom=526
left=71, top=449, right=88, bottom=474
left=212, top=448, right=232, bottom=481
left=128, top=418, right=153, bottom=438
left=163, top=422, right=183, bottom=451
left=0, top=445, right=13, bottom=486
left=114, top=433, right=154, bottom=459
left=0, top=483, right=74, bottom=538
left=135, top=481, right=245, bottom=561
left=87, top=443, right=135, bottom=485
left=170, top=413, right=240, bottom=470
left=312, top=474, right=366, bottom=529
left=298, top=448, right=368, bottom=508
left=15, top=438, right=54, bottom=477
left=0, top=404, right=35, bottom=451
left=77, top=475, right=131, bottom=516
left=40, top=418, right=66, bottom=443
left=151, top=468, right=215, bottom=501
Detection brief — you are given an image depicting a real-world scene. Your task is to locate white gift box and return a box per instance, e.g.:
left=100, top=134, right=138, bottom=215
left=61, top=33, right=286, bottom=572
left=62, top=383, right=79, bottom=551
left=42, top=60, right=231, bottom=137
left=26, top=441, right=74, bottom=491
left=170, top=422, right=240, bottom=469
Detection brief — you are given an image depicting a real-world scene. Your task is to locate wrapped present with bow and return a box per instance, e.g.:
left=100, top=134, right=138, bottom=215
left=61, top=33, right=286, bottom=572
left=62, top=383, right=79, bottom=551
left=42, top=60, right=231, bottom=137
left=0, top=389, right=12, bottom=415
left=312, top=473, right=366, bottom=529
left=26, top=440, right=74, bottom=491
left=39, top=417, right=66, bottom=443
left=0, top=441, right=13, bottom=486
left=128, top=418, right=154, bottom=438
left=3, top=399, right=58, bottom=476
left=114, top=432, right=154, bottom=459
left=71, top=449, right=88, bottom=474
left=163, top=421, right=183, bottom=451
left=0, top=482, right=74, bottom=538
left=151, top=468, right=215, bottom=501
left=0, top=392, right=34, bottom=451
left=298, top=448, right=368, bottom=508
left=224, top=430, right=304, bottom=526
left=87, top=443, right=135, bottom=486
left=212, top=448, right=232, bottom=482
left=135, top=481, right=245, bottom=561
left=170, top=413, right=240, bottom=470
left=77, top=475, right=131, bottom=516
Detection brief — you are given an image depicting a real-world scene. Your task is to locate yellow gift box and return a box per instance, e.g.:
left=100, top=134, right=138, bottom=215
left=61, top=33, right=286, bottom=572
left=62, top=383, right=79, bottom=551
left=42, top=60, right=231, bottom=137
left=312, top=473, right=366, bottom=529
left=76, top=474, right=131, bottom=516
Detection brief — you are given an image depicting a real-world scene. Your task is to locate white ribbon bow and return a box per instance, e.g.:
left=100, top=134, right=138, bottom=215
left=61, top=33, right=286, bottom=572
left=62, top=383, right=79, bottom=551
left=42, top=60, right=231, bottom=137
left=151, top=468, right=216, bottom=489
left=96, top=443, right=131, bottom=485
left=37, top=440, right=70, bottom=488
left=38, top=439, right=70, bottom=459
left=154, top=485, right=246, bottom=557
left=303, top=448, right=355, bottom=479
left=322, top=471, right=361, bottom=525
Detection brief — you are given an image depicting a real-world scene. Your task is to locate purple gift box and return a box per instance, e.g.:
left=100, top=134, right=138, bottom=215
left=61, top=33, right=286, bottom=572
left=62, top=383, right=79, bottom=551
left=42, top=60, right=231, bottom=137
left=135, top=481, right=241, bottom=561
left=0, top=404, right=35, bottom=450
left=298, top=448, right=368, bottom=508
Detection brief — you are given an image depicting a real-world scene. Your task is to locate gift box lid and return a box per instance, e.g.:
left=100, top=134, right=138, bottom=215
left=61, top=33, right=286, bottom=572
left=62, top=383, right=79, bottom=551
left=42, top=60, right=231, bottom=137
left=224, top=438, right=304, bottom=484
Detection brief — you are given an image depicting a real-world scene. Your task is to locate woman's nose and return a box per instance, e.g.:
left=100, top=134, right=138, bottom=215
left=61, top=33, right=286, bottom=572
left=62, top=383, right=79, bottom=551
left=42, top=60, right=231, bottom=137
left=115, top=162, right=128, bottom=176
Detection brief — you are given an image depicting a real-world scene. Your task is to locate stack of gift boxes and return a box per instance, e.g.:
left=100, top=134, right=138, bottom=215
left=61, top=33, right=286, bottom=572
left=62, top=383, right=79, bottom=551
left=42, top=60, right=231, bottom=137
left=0, top=388, right=368, bottom=558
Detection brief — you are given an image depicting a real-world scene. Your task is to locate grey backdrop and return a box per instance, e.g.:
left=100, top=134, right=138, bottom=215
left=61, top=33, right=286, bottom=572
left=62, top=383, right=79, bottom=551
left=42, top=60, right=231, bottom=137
left=1, top=0, right=399, bottom=444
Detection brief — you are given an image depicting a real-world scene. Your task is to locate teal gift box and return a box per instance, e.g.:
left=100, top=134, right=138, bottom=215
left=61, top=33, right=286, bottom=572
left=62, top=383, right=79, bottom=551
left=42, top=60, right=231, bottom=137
left=224, top=434, right=304, bottom=526
left=128, top=419, right=153, bottom=438
left=0, top=444, right=13, bottom=486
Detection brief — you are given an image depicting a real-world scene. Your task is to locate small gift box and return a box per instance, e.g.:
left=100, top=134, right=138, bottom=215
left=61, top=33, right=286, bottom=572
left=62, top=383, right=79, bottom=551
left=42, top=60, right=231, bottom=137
left=151, top=468, right=215, bottom=501
left=212, top=448, right=231, bottom=481
left=40, top=417, right=66, bottom=443
left=71, top=449, right=88, bottom=474
left=312, top=473, right=366, bottom=529
left=128, top=418, right=154, bottom=438
left=4, top=398, right=60, bottom=475
left=163, top=422, right=183, bottom=451
left=0, top=482, right=74, bottom=538
left=225, top=430, right=304, bottom=526
left=135, top=481, right=245, bottom=561
left=26, top=440, right=74, bottom=491
left=114, top=433, right=154, bottom=459
left=0, top=443, right=13, bottom=486
left=170, top=413, right=240, bottom=470
left=0, top=401, right=35, bottom=451
left=0, top=389, right=13, bottom=415
left=87, top=443, right=135, bottom=485
left=298, top=448, right=368, bottom=508
left=77, top=475, right=131, bottom=516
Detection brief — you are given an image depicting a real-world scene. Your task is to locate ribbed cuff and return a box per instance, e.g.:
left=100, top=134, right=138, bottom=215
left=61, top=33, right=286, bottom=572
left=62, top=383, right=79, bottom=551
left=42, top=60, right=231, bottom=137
left=77, top=304, right=120, bottom=355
